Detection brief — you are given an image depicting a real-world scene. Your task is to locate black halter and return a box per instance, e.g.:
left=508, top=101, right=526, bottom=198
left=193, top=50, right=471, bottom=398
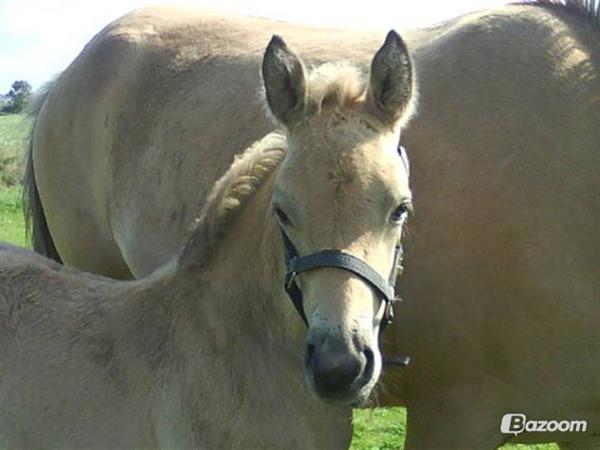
left=279, top=228, right=409, bottom=367
left=280, top=228, right=399, bottom=326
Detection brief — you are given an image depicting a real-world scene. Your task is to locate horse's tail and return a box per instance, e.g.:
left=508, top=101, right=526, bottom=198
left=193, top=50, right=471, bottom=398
left=22, top=78, right=63, bottom=262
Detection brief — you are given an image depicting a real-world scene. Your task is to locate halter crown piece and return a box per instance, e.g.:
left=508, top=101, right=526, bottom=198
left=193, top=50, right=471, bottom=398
left=279, top=145, right=411, bottom=368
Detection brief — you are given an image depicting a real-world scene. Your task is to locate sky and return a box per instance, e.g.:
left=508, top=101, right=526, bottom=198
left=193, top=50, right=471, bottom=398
left=0, top=0, right=509, bottom=93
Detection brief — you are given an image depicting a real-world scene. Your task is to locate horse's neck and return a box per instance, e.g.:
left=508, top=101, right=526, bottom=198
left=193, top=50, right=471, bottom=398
left=178, top=169, right=294, bottom=329
left=196, top=187, right=295, bottom=341
left=149, top=171, right=305, bottom=404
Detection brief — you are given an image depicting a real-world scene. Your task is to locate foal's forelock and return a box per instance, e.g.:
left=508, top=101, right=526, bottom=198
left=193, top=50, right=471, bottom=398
left=265, top=61, right=413, bottom=133
left=303, top=64, right=366, bottom=114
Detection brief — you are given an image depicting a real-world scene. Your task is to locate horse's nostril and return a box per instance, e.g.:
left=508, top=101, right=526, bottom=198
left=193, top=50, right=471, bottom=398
left=309, top=348, right=366, bottom=398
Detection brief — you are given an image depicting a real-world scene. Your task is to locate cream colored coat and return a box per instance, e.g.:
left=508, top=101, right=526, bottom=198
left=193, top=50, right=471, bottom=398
left=26, top=2, right=600, bottom=448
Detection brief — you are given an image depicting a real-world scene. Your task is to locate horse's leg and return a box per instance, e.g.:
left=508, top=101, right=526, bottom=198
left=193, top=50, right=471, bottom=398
left=404, top=398, right=506, bottom=450
left=558, top=438, right=600, bottom=450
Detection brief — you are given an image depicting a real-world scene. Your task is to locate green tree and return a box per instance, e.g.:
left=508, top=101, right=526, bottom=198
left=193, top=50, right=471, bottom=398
left=2, top=80, right=32, bottom=114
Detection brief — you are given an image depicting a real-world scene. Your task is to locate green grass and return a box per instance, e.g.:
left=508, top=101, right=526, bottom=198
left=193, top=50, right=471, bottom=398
left=0, top=186, right=27, bottom=247
left=0, top=114, right=30, bottom=247
left=351, top=408, right=558, bottom=449
left=352, top=408, right=407, bottom=449
left=0, top=113, right=31, bottom=187
left=0, top=113, right=561, bottom=450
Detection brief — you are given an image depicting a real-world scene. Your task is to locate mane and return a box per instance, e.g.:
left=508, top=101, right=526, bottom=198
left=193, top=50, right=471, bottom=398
left=301, top=61, right=417, bottom=129
left=179, top=132, right=286, bottom=268
left=304, top=63, right=367, bottom=114
left=522, top=0, right=600, bottom=26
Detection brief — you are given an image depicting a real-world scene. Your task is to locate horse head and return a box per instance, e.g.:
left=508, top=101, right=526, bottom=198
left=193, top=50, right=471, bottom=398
left=262, top=30, right=416, bottom=404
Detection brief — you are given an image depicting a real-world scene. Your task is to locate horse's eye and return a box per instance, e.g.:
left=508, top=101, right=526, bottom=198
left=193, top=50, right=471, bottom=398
left=390, top=203, right=411, bottom=223
left=274, top=207, right=291, bottom=226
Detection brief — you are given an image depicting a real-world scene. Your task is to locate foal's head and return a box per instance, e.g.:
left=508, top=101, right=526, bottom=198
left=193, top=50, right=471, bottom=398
left=262, top=31, right=415, bottom=404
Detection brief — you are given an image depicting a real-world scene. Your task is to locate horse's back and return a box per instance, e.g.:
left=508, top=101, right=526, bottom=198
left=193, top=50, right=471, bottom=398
left=0, top=243, right=156, bottom=449
left=31, top=7, right=388, bottom=277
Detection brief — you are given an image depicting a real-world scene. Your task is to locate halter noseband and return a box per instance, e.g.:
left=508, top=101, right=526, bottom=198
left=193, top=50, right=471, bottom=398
left=280, top=227, right=400, bottom=325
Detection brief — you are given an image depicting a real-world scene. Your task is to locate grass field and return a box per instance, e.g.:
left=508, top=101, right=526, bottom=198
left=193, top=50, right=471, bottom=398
left=0, top=186, right=26, bottom=246
left=0, top=113, right=559, bottom=449
left=0, top=113, right=31, bottom=187
left=0, top=114, right=29, bottom=246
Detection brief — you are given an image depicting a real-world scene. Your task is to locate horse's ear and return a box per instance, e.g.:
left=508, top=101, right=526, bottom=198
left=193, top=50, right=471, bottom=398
left=262, top=35, right=307, bottom=128
left=368, top=30, right=413, bottom=126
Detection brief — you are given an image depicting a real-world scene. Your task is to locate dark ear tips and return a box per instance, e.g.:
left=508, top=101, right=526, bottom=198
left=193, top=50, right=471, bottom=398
left=265, top=35, right=285, bottom=57
left=267, top=34, right=285, bottom=48
left=261, top=35, right=306, bottom=128
left=383, top=29, right=410, bottom=62
left=368, top=29, right=414, bottom=125
left=384, top=29, right=403, bottom=46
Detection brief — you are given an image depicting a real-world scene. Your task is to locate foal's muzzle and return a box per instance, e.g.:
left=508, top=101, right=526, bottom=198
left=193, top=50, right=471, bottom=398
left=305, top=332, right=375, bottom=403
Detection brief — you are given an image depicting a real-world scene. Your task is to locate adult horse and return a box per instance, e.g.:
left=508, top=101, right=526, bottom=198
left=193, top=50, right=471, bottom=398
left=25, top=1, right=600, bottom=448
left=1, top=34, right=414, bottom=449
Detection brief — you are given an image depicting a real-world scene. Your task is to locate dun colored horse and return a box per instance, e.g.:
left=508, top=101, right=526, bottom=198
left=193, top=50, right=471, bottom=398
left=2, top=34, right=415, bottom=449
left=24, top=1, right=600, bottom=448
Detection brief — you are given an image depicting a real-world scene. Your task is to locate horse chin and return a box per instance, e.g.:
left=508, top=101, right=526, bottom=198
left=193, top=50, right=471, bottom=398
left=307, top=375, right=378, bottom=406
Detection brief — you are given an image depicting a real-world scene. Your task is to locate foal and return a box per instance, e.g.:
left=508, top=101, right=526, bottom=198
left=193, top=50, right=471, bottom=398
left=0, top=31, right=415, bottom=449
